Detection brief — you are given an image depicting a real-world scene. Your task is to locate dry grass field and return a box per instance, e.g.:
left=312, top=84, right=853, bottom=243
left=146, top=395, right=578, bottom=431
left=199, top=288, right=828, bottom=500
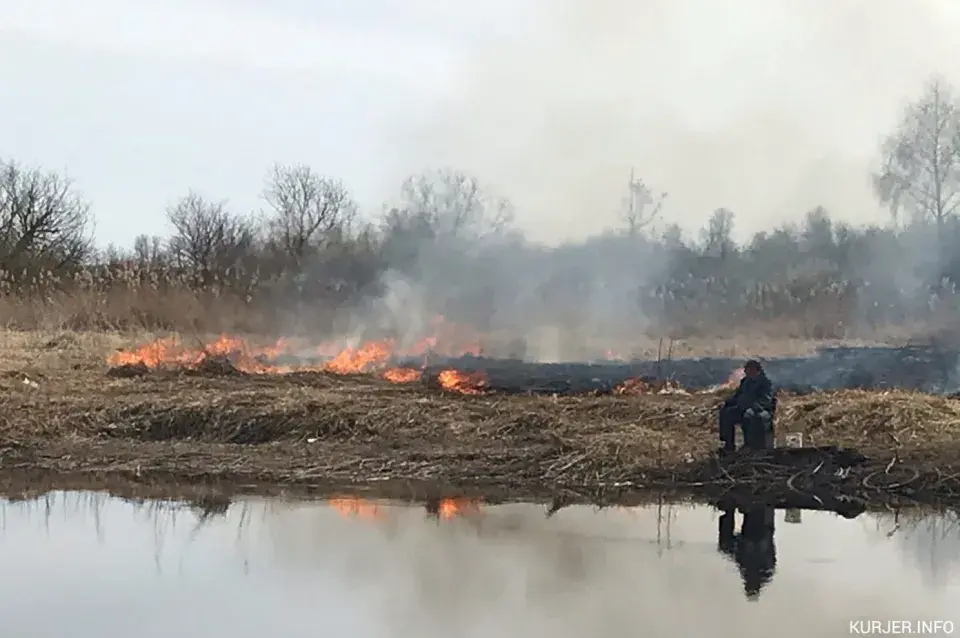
left=0, top=328, right=958, bottom=507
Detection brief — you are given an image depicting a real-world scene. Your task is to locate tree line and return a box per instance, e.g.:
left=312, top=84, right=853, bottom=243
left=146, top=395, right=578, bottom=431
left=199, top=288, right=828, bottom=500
left=3, top=76, right=960, bottom=338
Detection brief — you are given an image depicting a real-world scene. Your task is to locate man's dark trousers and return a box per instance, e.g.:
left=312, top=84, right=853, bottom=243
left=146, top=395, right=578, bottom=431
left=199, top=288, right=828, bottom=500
left=719, top=407, right=773, bottom=451
left=718, top=405, right=741, bottom=451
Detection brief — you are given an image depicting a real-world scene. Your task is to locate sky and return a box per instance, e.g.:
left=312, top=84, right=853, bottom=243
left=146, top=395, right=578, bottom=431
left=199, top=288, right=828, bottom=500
left=3, top=0, right=960, bottom=248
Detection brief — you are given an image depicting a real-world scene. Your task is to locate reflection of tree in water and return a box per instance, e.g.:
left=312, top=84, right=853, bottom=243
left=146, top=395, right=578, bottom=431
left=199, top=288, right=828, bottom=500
left=654, top=497, right=676, bottom=556
left=0, top=491, right=110, bottom=542
left=185, top=495, right=232, bottom=525
left=0, top=491, right=253, bottom=575
left=874, top=511, right=960, bottom=587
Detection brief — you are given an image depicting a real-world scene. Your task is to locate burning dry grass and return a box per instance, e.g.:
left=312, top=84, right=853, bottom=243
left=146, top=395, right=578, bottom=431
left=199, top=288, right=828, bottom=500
left=3, top=328, right=960, bottom=502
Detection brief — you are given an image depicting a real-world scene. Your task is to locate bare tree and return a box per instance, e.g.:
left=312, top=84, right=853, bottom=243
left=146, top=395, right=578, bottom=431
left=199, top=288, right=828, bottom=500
left=800, top=207, right=834, bottom=255
left=874, top=77, right=960, bottom=268
left=0, top=160, right=93, bottom=279
left=262, top=163, right=356, bottom=268
left=660, top=223, right=684, bottom=249
left=701, top=207, right=736, bottom=260
left=132, top=234, right=168, bottom=267
left=166, top=192, right=255, bottom=286
left=397, top=168, right=514, bottom=240
left=622, top=170, right=667, bottom=236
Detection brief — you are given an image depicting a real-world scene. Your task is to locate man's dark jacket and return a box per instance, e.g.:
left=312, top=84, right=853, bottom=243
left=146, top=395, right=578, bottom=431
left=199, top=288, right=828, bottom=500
left=724, top=372, right=775, bottom=414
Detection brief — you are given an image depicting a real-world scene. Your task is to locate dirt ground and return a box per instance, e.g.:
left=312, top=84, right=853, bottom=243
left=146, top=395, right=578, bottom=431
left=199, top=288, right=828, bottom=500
left=2, top=330, right=960, bottom=507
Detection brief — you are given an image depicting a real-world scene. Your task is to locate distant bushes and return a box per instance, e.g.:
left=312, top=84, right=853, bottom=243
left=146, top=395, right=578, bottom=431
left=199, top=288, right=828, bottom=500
left=4, top=115, right=960, bottom=340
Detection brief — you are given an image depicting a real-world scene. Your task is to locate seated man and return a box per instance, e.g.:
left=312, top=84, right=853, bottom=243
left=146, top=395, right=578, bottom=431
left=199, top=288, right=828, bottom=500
left=718, top=359, right=776, bottom=453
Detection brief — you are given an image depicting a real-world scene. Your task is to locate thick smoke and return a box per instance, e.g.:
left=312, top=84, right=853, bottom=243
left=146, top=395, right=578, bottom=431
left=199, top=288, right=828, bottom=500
left=387, top=0, right=960, bottom=244
left=282, top=1, right=960, bottom=359
left=348, top=224, right=670, bottom=362
left=336, top=0, right=960, bottom=359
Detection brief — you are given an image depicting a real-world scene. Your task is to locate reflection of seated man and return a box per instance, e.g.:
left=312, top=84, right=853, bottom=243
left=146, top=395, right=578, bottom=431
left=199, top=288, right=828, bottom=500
left=718, top=360, right=776, bottom=453
left=717, top=507, right=777, bottom=600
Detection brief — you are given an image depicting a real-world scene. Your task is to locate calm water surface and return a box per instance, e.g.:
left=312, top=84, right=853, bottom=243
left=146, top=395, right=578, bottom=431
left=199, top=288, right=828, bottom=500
left=0, top=492, right=958, bottom=637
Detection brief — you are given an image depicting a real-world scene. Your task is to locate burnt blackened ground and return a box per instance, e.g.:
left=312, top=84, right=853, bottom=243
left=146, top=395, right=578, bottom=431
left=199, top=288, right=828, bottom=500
left=412, top=344, right=960, bottom=394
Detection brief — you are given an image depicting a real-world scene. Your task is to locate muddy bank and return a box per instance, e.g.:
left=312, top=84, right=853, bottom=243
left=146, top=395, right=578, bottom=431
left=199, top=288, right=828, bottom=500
left=3, top=369, right=960, bottom=507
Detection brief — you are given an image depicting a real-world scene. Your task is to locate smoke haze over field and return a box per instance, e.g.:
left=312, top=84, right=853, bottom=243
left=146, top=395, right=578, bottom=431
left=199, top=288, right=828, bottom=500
left=356, top=0, right=960, bottom=357
left=7, top=1, right=960, bottom=349
left=391, top=0, right=960, bottom=244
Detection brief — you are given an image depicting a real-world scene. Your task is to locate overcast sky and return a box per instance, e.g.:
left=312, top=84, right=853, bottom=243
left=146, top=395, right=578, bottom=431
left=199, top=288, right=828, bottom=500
left=3, top=0, right=960, bottom=247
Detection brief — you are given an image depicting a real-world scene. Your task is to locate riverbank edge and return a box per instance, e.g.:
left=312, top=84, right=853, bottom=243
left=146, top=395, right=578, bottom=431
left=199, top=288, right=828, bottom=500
left=0, top=440, right=957, bottom=513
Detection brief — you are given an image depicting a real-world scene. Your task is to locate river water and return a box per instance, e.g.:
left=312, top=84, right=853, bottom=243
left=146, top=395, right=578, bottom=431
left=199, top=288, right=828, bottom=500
left=0, top=492, right=957, bottom=637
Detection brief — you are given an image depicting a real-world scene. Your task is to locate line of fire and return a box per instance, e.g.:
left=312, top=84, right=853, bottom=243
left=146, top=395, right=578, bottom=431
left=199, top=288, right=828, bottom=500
left=105, top=315, right=960, bottom=396
left=104, top=316, right=745, bottom=396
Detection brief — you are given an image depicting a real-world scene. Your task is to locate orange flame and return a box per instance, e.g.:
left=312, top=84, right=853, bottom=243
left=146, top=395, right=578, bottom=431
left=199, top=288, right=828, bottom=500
left=437, top=369, right=488, bottom=394
left=406, top=315, right=483, bottom=358
left=697, top=367, right=745, bottom=394
left=329, top=496, right=484, bottom=523
left=329, top=497, right=382, bottom=519
left=725, top=367, right=745, bottom=387
left=105, top=315, right=485, bottom=378
left=323, top=341, right=394, bottom=374
left=106, top=335, right=295, bottom=374
left=380, top=367, right=422, bottom=383
left=437, top=497, right=482, bottom=519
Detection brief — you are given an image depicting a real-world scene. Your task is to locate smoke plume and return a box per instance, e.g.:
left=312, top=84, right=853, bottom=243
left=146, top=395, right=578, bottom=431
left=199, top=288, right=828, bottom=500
left=384, top=0, right=960, bottom=245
